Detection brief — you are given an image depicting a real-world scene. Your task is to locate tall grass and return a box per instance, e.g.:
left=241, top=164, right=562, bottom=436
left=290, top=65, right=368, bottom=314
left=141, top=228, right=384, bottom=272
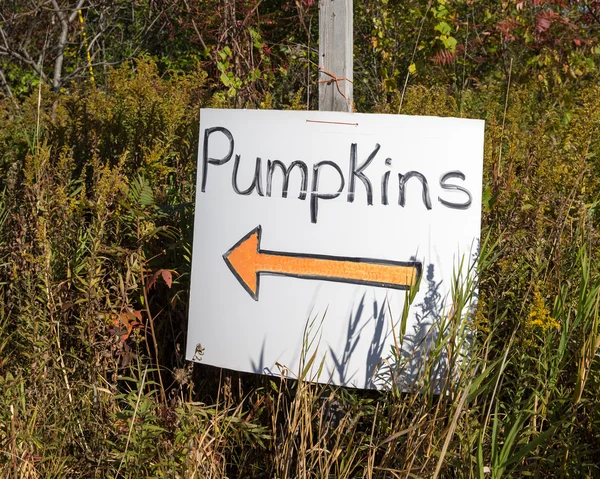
left=1, top=58, right=599, bottom=477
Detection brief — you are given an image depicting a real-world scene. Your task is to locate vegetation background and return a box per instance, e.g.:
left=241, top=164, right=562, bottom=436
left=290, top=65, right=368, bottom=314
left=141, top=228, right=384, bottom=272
left=1, top=0, right=600, bottom=477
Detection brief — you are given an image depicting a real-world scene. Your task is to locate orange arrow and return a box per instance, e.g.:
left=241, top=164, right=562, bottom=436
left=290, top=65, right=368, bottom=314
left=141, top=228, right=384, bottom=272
left=223, top=226, right=422, bottom=301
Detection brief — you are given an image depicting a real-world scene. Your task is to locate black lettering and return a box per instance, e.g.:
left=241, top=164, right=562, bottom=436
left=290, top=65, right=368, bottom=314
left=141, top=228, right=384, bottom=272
left=347, top=143, right=379, bottom=205
left=381, top=157, right=392, bottom=205
left=232, top=155, right=264, bottom=196
left=201, top=127, right=234, bottom=192
left=438, top=171, right=472, bottom=210
left=398, top=171, right=432, bottom=210
left=266, top=160, right=308, bottom=200
left=311, top=161, right=345, bottom=224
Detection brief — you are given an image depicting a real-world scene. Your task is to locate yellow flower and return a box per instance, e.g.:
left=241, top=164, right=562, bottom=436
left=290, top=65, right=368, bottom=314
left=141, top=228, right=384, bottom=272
left=527, top=287, right=559, bottom=331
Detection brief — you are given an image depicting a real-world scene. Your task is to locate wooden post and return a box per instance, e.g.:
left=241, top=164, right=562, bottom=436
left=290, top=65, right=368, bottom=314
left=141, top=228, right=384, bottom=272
left=319, top=0, right=353, bottom=112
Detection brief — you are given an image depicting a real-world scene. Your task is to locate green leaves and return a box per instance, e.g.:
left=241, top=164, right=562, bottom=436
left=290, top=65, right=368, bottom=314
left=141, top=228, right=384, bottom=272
left=440, top=35, right=457, bottom=52
left=129, top=174, right=154, bottom=208
left=434, top=21, right=457, bottom=53
left=435, top=21, right=451, bottom=36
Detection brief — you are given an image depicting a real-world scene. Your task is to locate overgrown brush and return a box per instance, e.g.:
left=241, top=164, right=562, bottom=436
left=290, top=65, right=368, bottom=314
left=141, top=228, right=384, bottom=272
left=1, top=58, right=600, bottom=477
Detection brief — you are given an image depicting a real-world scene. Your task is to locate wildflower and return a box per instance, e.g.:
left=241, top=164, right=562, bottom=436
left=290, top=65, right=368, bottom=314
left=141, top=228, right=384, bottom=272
left=527, top=287, right=559, bottom=331
left=473, top=293, right=490, bottom=334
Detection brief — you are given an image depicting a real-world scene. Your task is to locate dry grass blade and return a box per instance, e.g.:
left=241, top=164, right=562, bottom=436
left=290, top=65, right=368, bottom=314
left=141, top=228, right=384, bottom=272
left=116, top=367, right=148, bottom=477
left=378, top=418, right=427, bottom=447
left=432, top=380, right=472, bottom=479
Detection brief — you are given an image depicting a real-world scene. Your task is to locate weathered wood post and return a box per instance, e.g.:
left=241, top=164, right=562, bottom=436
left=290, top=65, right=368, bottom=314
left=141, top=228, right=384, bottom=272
left=318, top=0, right=353, bottom=112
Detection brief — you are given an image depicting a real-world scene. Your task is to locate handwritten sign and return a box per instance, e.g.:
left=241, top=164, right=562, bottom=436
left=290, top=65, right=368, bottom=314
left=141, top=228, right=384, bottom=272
left=187, top=108, right=484, bottom=389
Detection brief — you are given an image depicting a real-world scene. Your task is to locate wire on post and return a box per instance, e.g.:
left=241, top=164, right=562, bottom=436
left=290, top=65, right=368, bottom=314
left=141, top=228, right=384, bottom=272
left=318, top=66, right=354, bottom=113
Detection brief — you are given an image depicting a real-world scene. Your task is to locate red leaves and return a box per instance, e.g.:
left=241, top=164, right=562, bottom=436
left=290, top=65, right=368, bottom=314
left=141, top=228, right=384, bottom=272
left=113, top=310, right=143, bottom=342
left=161, top=269, right=173, bottom=288
left=497, top=18, right=521, bottom=42
left=532, top=0, right=568, bottom=6
left=536, top=15, right=552, bottom=34
left=109, top=267, right=175, bottom=345
left=494, top=5, right=587, bottom=49
left=431, top=49, right=457, bottom=66
left=147, top=269, right=173, bottom=291
left=535, top=11, right=561, bottom=35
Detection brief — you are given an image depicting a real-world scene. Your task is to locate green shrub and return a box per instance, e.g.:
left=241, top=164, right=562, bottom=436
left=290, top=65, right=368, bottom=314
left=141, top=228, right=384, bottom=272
left=1, top=58, right=600, bottom=477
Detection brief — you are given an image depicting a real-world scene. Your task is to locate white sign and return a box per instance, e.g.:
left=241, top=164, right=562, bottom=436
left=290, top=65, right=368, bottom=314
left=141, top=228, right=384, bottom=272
left=187, top=108, right=484, bottom=389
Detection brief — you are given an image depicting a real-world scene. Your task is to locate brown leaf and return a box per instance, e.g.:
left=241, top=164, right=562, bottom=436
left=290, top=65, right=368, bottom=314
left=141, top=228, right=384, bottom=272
left=431, top=49, right=457, bottom=66
left=147, top=269, right=173, bottom=290
left=536, top=16, right=551, bottom=33
left=147, top=269, right=162, bottom=291
left=114, top=310, right=143, bottom=341
left=161, top=269, right=173, bottom=288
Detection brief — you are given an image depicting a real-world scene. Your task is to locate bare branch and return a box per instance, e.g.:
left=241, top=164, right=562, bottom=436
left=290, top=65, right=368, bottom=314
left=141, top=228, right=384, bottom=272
left=0, top=66, right=20, bottom=111
left=60, top=59, right=119, bottom=83
left=0, top=0, right=171, bottom=91
left=69, top=0, right=86, bottom=24
left=182, top=0, right=208, bottom=51
left=0, top=42, right=49, bottom=83
left=51, top=0, right=68, bottom=89
left=0, top=25, right=9, bottom=50
left=585, top=2, right=600, bottom=27
left=50, top=0, right=86, bottom=90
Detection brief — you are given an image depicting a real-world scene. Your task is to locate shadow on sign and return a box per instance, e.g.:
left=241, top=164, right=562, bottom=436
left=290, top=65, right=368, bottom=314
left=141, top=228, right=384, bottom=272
left=247, top=258, right=477, bottom=391
left=323, top=263, right=449, bottom=390
left=386, top=263, right=447, bottom=392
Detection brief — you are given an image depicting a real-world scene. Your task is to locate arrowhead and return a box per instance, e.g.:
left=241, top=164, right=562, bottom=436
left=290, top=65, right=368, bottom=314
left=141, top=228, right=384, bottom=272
left=223, top=226, right=262, bottom=300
